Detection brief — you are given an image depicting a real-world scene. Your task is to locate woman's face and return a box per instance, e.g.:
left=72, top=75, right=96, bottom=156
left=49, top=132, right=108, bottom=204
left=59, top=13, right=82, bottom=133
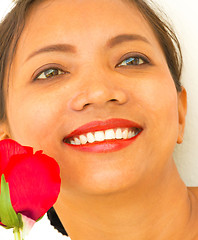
left=4, top=0, right=186, bottom=195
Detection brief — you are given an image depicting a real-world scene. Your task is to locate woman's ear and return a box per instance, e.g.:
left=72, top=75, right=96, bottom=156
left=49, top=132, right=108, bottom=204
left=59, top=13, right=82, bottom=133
left=177, top=86, right=187, bottom=144
left=0, top=122, right=10, bottom=140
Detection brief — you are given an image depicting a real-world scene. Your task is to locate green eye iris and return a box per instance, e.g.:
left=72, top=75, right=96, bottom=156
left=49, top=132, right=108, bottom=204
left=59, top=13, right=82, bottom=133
left=118, top=57, right=145, bottom=67
left=37, top=68, right=65, bottom=80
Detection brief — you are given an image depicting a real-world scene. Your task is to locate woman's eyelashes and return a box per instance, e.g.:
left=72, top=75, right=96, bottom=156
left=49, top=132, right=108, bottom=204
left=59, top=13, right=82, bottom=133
left=33, top=64, right=68, bottom=81
left=116, top=54, right=150, bottom=68
left=33, top=54, right=150, bottom=81
left=35, top=68, right=66, bottom=80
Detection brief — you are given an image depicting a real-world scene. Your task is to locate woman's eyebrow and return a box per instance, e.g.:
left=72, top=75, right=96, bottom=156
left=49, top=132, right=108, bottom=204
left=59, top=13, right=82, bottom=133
left=106, top=34, right=151, bottom=48
left=25, top=44, right=76, bottom=62
left=24, top=34, right=149, bottom=63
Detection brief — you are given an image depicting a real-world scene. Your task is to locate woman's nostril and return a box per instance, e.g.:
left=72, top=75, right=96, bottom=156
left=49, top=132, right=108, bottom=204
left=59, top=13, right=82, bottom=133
left=83, top=103, right=91, bottom=109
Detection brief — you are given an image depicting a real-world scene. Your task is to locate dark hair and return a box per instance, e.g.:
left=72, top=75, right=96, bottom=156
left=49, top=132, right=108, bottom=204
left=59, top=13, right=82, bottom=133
left=132, top=0, right=182, bottom=91
left=0, top=0, right=183, bottom=236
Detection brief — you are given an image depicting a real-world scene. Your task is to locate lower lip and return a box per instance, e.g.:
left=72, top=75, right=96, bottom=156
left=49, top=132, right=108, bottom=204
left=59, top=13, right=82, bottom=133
left=63, top=132, right=141, bottom=153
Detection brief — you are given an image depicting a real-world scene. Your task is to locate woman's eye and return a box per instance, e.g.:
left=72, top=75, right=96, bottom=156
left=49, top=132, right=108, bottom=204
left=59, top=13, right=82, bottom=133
left=36, top=68, right=65, bottom=80
left=116, top=56, right=147, bottom=67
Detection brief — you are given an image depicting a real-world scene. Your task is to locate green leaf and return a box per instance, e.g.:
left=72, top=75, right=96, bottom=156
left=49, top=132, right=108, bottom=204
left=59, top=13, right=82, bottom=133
left=0, top=174, right=21, bottom=228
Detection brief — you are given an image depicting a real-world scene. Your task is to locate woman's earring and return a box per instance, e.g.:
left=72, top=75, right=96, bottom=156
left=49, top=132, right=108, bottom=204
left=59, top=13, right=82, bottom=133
left=177, top=135, right=183, bottom=144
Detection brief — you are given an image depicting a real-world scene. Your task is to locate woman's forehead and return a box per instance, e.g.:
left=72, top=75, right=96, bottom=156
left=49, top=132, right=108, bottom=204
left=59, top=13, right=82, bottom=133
left=15, top=0, right=160, bottom=62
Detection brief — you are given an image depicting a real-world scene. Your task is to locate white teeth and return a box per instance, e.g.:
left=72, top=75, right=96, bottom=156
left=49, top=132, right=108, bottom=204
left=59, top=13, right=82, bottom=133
left=74, top=137, right=81, bottom=145
left=67, top=127, right=141, bottom=145
left=79, top=135, right=88, bottom=144
left=87, top=132, right=95, bottom=143
left=105, top=129, right=115, bottom=140
left=122, top=129, right=128, bottom=139
left=115, top=128, right=122, bottom=139
left=128, top=131, right=135, bottom=138
left=94, top=131, right=105, bottom=142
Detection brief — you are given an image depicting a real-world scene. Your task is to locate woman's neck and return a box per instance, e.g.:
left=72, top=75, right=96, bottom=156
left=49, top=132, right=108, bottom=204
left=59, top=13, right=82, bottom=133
left=54, top=163, right=198, bottom=240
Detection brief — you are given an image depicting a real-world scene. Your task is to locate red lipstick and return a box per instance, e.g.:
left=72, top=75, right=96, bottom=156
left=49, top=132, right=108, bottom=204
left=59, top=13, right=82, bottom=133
left=63, top=118, right=142, bottom=153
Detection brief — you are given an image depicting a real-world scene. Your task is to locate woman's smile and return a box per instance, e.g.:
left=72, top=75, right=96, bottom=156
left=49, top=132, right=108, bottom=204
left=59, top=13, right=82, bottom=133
left=63, top=118, right=143, bottom=152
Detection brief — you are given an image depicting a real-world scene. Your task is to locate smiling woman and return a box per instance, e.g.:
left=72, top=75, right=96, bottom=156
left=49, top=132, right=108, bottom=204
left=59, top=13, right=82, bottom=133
left=0, top=0, right=198, bottom=240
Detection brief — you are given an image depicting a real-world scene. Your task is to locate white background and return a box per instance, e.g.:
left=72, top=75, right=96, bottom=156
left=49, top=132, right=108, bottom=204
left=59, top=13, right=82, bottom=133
left=0, top=0, right=198, bottom=186
left=0, top=0, right=198, bottom=239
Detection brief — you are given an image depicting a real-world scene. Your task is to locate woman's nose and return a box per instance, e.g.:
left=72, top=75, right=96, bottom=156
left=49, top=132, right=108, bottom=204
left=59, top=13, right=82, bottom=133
left=68, top=74, right=128, bottom=111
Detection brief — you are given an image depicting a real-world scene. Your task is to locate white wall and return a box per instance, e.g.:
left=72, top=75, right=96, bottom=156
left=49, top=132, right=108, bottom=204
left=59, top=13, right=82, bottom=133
left=0, top=0, right=198, bottom=187
left=0, top=1, right=13, bottom=20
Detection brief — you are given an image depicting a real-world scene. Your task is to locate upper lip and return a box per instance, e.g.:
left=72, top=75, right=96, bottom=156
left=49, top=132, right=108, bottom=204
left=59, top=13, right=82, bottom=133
left=64, top=118, right=143, bottom=139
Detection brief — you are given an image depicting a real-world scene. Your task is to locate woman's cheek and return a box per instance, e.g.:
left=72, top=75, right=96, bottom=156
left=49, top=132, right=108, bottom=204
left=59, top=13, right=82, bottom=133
left=135, top=73, right=179, bottom=134
left=8, top=91, right=58, bottom=146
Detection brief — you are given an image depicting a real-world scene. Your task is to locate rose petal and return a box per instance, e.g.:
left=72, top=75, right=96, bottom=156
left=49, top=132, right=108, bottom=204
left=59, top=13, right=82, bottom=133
left=0, top=139, right=33, bottom=176
left=4, top=151, right=61, bottom=221
left=21, top=214, right=36, bottom=239
left=0, top=222, right=6, bottom=227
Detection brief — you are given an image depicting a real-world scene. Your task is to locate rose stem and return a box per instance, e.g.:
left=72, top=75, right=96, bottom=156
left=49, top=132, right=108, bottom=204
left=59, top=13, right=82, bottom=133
left=13, top=227, right=22, bottom=240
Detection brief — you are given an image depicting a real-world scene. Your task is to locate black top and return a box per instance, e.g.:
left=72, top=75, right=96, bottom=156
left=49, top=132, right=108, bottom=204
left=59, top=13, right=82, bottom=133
left=47, top=207, right=68, bottom=236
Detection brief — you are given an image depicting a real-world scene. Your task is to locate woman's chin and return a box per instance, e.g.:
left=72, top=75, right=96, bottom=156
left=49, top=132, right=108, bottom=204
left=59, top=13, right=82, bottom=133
left=63, top=170, right=143, bottom=197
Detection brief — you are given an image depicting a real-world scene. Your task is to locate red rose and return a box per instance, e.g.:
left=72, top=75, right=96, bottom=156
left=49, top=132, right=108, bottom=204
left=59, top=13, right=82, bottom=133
left=0, top=139, right=61, bottom=225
